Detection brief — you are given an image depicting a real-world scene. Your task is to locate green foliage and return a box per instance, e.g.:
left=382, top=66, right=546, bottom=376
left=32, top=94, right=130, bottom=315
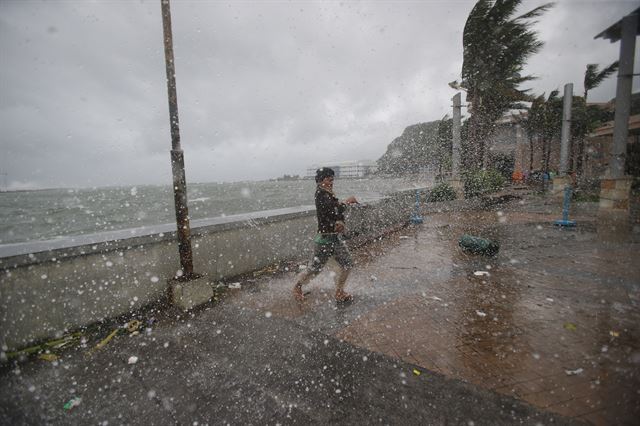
left=520, top=90, right=562, bottom=173
left=452, top=0, right=553, bottom=168
left=488, top=152, right=515, bottom=179
left=584, top=62, right=619, bottom=100
left=464, top=168, right=506, bottom=198
left=429, top=182, right=457, bottom=202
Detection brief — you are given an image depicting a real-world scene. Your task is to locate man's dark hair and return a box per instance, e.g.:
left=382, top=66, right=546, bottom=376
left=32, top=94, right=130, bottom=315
left=315, top=167, right=335, bottom=183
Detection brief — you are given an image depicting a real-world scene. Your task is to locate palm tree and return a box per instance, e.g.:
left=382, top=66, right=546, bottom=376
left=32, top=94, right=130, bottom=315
left=571, top=61, right=619, bottom=175
left=450, top=0, right=553, bottom=170
left=540, top=91, right=562, bottom=174
left=521, top=94, right=545, bottom=172
left=583, top=62, right=619, bottom=101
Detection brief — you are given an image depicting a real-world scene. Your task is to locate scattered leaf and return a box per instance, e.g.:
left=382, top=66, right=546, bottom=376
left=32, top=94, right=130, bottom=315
left=38, top=353, right=58, bottom=362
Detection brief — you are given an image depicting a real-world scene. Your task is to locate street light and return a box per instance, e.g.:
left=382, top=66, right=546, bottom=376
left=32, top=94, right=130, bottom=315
left=160, top=0, right=194, bottom=279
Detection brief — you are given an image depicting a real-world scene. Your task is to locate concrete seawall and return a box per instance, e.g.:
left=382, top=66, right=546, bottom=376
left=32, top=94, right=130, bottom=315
left=0, top=188, right=422, bottom=351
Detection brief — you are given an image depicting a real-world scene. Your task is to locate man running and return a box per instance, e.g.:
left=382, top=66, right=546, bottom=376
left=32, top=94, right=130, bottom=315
left=293, top=167, right=358, bottom=303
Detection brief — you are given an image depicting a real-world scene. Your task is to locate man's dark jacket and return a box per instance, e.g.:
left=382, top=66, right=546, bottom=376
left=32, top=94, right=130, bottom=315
left=315, top=187, right=345, bottom=234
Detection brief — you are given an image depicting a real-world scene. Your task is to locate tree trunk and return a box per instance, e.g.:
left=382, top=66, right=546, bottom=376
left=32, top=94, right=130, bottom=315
left=576, top=137, right=585, bottom=177
left=540, top=137, right=547, bottom=173
left=468, top=92, right=484, bottom=170
left=544, top=138, right=552, bottom=173
left=528, top=135, right=534, bottom=172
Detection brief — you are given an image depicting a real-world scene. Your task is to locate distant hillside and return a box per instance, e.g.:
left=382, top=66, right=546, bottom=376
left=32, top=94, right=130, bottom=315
left=377, top=120, right=451, bottom=175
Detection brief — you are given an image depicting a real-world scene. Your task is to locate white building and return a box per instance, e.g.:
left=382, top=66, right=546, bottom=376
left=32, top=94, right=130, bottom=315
left=306, top=160, right=377, bottom=179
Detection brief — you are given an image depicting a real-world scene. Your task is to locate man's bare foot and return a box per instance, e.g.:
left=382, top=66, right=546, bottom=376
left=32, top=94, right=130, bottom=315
left=335, top=291, right=353, bottom=303
left=293, top=285, right=305, bottom=302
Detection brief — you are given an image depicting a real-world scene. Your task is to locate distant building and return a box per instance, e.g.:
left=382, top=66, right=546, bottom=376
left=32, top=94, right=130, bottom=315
left=306, top=160, right=377, bottom=179
left=488, top=100, right=616, bottom=175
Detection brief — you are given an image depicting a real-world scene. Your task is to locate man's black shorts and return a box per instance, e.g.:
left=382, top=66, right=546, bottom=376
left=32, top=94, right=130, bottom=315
left=308, top=235, right=353, bottom=273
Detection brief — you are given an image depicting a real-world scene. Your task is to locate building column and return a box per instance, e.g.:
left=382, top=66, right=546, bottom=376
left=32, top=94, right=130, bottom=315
left=600, top=12, right=637, bottom=217
left=449, top=92, right=464, bottom=197
left=553, top=83, right=573, bottom=197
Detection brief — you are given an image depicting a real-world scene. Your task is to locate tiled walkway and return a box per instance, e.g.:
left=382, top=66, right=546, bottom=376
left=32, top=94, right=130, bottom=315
left=237, top=193, right=640, bottom=425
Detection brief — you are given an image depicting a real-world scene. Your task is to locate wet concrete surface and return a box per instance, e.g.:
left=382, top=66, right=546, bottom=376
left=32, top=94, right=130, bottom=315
left=1, top=189, right=638, bottom=425
left=227, top=191, right=640, bottom=425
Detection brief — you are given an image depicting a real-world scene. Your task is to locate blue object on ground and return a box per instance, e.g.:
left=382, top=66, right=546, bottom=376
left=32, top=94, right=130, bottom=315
left=554, top=186, right=576, bottom=227
left=410, top=190, right=423, bottom=224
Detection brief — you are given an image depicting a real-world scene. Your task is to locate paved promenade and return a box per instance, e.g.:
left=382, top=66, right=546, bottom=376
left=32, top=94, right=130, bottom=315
left=1, top=189, right=638, bottom=425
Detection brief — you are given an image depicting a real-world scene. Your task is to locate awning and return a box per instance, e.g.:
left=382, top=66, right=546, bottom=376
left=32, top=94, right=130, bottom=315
left=595, top=7, right=640, bottom=42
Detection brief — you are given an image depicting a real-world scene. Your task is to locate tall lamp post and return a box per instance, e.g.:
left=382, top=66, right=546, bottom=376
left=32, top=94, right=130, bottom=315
left=160, top=0, right=213, bottom=308
left=161, top=0, right=193, bottom=278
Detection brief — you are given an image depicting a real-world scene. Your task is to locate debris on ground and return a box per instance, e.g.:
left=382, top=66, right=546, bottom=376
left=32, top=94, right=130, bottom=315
left=38, top=353, right=59, bottom=362
left=476, top=310, right=487, bottom=317
left=610, top=330, right=620, bottom=337
left=565, top=368, right=584, bottom=376
left=128, top=356, right=139, bottom=365
left=370, top=275, right=378, bottom=281
left=252, top=264, right=279, bottom=277
left=91, top=320, right=143, bottom=354
left=92, top=329, right=120, bottom=352
left=228, top=282, right=241, bottom=289
left=564, top=322, right=577, bottom=331
left=473, top=271, right=490, bottom=277
left=63, top=397, right=82, bottom=410
left=413, top=368, right=421, bottom=376
left=126, top=320, right=141, bottom=333
left=5, top=332, right=83, bottom=361
left=458, top=234, right=500, bottom=256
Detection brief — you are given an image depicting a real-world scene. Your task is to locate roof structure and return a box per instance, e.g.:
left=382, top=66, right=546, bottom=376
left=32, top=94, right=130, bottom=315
left=594, top=7, right=640, bottom=42
left=593, top=114, right=640, bottom=137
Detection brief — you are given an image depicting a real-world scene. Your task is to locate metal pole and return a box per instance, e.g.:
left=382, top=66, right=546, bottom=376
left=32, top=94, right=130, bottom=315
left=559, top=83, right=573, bottom=177
left=161, top=0, right=194, bottom=278
left=609, top=13, right=637, bottom=178
left=452, top=93, right=461, bottom=178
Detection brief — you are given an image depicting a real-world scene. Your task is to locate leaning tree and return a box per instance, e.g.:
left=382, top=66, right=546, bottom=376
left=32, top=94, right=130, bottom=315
left=572, top=61, right=619, bottom=175
left=450, top=0, right=553, bottom=170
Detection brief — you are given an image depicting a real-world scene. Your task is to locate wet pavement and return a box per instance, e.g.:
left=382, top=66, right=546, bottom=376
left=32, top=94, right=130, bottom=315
left=1, top=189, right=639, bottom=425
left=227, top=190, right=640, bottom=425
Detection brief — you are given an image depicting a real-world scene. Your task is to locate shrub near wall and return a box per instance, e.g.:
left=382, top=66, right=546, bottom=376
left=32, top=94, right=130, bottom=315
left=464, top=169, right=506, bottom=198
left=429, top=183, right=457, bottom=202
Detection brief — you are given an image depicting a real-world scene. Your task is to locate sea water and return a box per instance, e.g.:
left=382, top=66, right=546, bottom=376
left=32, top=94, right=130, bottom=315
left=0, top=177, right=429, bottom=245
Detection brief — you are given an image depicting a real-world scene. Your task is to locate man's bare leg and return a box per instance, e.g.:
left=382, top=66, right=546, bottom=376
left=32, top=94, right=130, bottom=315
left=293, top=269, right=317, bottom=301
left=334, top=268, right=352, bottom=302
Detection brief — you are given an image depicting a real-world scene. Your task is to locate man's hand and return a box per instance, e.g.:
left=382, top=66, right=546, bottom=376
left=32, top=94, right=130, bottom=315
left=343, top=196, right=358, bottom=205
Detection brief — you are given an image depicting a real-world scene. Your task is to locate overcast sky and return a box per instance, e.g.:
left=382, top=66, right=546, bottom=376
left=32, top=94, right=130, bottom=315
left=1, top=0, right=638, bottom=189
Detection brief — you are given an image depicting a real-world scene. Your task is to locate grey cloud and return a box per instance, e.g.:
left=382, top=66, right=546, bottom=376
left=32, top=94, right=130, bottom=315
left=0, top=0, right=636, bottom=187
